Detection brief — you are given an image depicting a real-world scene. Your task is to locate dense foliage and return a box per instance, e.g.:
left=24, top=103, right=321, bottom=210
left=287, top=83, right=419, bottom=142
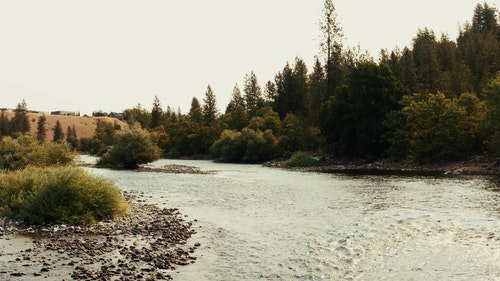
left=97, top=126, right=161, bottom=169
left=0, top=166, right=130, bottom=225
left=2, top=2, right=498, bottom=165
left=0, top=135, right=74, bottom=170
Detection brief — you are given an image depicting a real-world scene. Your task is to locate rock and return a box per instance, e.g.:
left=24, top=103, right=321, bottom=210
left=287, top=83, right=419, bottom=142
left=2, top=191, right=199, bottom=280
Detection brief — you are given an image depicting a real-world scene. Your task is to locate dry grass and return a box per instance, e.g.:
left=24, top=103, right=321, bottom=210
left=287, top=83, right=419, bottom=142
left=5, top=112, right=128, bottom=140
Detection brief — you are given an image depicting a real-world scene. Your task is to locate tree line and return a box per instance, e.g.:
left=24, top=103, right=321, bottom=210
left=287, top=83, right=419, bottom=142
left=107, top=1, right=498, bottom=164
left=2, top=1, right=499, bottom=166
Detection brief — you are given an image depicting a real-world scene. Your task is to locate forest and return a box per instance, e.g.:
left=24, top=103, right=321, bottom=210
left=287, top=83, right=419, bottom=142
left=1, top=1, right=499, bottom=167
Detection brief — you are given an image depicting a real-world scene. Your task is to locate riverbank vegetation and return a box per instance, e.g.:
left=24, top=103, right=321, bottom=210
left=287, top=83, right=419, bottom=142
left=0, top=134, right=130, bottom=225
left=1, top=1, right=498, bottom=170
left=106, top=1, right=497, bottom=166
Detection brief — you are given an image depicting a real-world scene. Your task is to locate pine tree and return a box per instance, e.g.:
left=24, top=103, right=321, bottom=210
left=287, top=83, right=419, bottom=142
left=151, top=95, right=163, bottom=129
left=0, top=110, right=10, bottom=137
left=226, top=84, right=245, bottom=113
left=188, top=97, right=203, bottom=124
left=320, top=0, right=344, bottom=98
left=309, top=57, right=326, bottom=125
left=412, top=28, right=441, bottom=93
left=203, top=85, right=219, bottom=126
left=66, top=125, right=78, bottom=149
left=53, top=120, right=64, bottom=142
left=11, top=99, right=30, bottom=134
left=243, top=71, right=264, bottom=116
left=36, top=115, right=47, bottom=142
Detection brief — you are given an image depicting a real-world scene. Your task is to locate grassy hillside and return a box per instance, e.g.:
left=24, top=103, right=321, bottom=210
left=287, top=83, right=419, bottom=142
left=5, top=112, right=128, bottom=140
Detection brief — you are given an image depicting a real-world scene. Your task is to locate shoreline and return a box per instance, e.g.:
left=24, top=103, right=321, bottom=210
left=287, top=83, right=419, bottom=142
left=0, top=191, right=199, bottom=280
left=265, top=156, right=500, bottom=177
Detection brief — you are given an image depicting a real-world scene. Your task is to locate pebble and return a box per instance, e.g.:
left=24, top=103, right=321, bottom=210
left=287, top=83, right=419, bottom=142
left=0, top=191, right=199, bottom=280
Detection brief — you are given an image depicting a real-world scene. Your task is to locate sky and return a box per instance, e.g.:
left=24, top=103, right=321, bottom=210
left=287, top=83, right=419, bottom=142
left=0, top=0, right=497, bottom=116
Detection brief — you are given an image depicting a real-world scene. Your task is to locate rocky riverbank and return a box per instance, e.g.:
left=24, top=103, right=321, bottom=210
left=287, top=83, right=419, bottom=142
left=0, top=191, right=199, bottom=280
left=266, top=155, right=500, bottom=176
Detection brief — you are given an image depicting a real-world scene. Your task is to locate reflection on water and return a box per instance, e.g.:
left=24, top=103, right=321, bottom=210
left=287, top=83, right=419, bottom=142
left=82, top=159, right=499, bottom=280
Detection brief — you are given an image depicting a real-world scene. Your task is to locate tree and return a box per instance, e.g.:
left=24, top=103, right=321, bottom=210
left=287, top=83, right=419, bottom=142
left=188, top=97, right=203, bottom=124
left=11, top=100, right=30, bottom=135
left=210, top=128, right=279, bottom=163
left=91, top=120, right=118, bottom=155
left=123, top=104, right=151, bottom=128
left=401, top=92, right=478, bottom=162
left=309, top=57, right=326, bottom=125
left=203, top=85, right=219, bottom=126
left=320, top=0, right=344, bottom=98
left=279, top=114, right=306, bottom=154
left=457, top=3, right=500, bottom=95
left=66, top=125, right=78, bottom=149
left=36, top=115, right=47, bottom=142
left=0, top=110, right=10, bottom=137
left=412, top=28, right=441, bottom=93
left=53, top=120, right=64, bottom=143
left=320, top=62, right=408, bottom=158
left=151, top=95, right=163, bottom=129
left=243, top=71, right=264, bottom=116
left=273, top=58, right=310, bottom=120
left=97, top=125, right=161, bottom=169
left=483, top=73, right=500, bottom=154
left=225, top=84, right=245, bottom=113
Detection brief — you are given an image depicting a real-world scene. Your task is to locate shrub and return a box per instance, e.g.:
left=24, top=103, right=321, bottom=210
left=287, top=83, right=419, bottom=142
left=97, top=126, right=161, bottom=169
left=0, top=166, right=130, bottom=225
left=0, top=135, right=74, bottom=170
left=210, top=128, right=280, bottom=163
left=283, top=151, right=320, bottom=167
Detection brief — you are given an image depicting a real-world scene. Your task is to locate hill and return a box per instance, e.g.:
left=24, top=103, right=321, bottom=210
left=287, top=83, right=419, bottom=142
left=5, top=112, right=128, bottom=140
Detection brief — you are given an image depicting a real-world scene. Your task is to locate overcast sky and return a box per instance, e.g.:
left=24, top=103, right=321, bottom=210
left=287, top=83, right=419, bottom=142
left=0, top=0, right=495, bottom=115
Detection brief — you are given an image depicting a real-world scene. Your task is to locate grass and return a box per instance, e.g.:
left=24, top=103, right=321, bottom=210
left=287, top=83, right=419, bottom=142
left=283, top=151, right=321, bottom=167
left=0, top=166, right=130, bottom=225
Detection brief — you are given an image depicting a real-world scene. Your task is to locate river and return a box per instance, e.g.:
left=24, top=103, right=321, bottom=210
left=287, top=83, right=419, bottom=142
left=83, top=159, right=499, bottom=281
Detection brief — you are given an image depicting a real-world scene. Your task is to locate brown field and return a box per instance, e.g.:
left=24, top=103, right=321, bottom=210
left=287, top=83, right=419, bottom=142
left=5, top=112, right=128, bottom=140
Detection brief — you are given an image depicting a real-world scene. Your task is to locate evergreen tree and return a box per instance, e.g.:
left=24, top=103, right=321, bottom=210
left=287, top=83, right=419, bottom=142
left=320, top=0, right=344, bottom=98
left=273, top=58, right=310, bottom=120
left=11, top=99, right=30, bottom=135
left=457, top=2, right=500, bottom=96
left=53, top=120, right=64, bottom=142
left=264, top=81, right=277, bottom=106
left=0, top=110, right=10, bottom=137
left=273, top=62, right=294, bottom=119
left=203, top=85, right=219, bottom=126
left=188, top=97, right=203, bottom=124
left=309, top=57, right=326, bottom=125
left=226, top=84, right=245, bottom=113
left=412, top=28, right=441, bottom=93
left=243, top=71, right=264, bottom=116
left=36, top=115, right=47, bottom=142
left=66, top=125, right=78, bottom=149
left=151, top=95, right=163, bottom=129
left=320, top=63, right=408, bottom=157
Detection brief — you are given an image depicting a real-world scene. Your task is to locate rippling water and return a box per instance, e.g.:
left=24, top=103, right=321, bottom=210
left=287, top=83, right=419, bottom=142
left=82, top=159, right=500, bottom=280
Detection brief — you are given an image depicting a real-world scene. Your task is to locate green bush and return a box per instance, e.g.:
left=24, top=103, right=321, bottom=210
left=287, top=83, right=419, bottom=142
left=210, top=128, right=280, bottom=163
left=0, top=135, right=74, bottom=170
left=283, top=151, right=320, bottom=167
left=0, top=166, right=130, bottom=225
left=97, top=126, right=161, bottom=169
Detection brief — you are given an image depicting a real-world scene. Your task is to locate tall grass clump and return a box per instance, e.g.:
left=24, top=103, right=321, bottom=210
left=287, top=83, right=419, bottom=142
left=283, top=151, right=320, bottom=167
left=0, top=166, right=130, bottom=225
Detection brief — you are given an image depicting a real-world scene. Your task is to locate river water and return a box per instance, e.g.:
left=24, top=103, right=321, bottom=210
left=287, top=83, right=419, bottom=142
left=82, top=159, right=499, bottom=281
